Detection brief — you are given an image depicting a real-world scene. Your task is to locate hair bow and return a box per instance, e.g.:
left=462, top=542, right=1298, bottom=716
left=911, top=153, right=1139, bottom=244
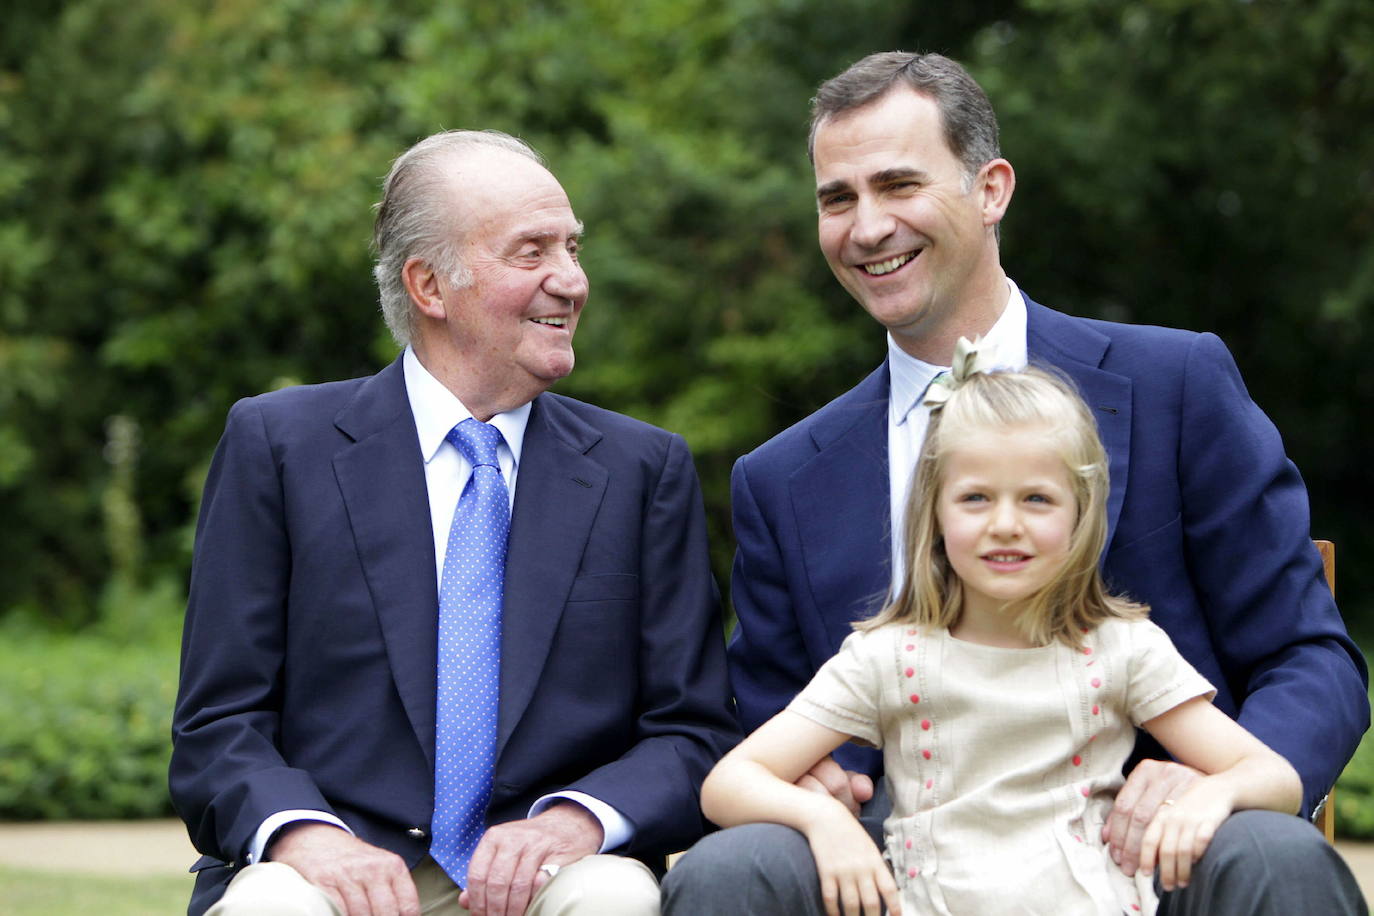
left=922, top=335, right=996, bottom=408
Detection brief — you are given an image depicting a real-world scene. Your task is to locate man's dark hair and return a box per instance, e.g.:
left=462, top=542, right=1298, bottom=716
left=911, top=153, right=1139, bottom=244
left=808, top=52, right=1001, bottom=184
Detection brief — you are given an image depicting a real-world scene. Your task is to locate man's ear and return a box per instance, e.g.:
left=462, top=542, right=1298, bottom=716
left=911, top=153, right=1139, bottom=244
left=401, top=256, right=446, bottom=320
left=978, top=158, right=1016, bottom=227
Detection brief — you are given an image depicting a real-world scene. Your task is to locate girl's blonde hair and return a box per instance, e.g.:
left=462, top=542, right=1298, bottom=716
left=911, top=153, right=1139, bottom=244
left=859, top=364, right=1146, bottom=646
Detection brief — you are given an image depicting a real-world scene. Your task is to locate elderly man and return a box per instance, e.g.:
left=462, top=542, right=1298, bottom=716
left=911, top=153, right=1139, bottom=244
left=171, top=130, right=738, bottom=916
left=663, top=52, right=1367, bottom=914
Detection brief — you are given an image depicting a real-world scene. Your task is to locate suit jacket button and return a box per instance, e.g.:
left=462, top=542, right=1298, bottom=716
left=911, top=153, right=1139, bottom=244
left=408, top=827, right=427, bottom=839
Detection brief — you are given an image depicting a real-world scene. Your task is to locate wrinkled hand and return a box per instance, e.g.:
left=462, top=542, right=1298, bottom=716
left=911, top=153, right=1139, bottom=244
left=796, top=756, right=875, bottom=818
left=268, top=823, right=419, bottom=916
left=1103, top=759, right=1201, bottom=876
left=1138, top=778, right=1235, bottom=892
left=458, top=802, right=603, bottom=916
left=806, top=801, right=901, bottom=916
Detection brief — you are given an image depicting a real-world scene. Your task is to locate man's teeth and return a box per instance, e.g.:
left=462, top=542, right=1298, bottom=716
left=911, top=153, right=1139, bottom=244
left=862, top=251, right=917, bottom=276
left=532, top=317, right=567, bottom=327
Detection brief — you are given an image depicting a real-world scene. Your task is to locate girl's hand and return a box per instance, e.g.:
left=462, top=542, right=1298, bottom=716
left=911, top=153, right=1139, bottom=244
left=806, top=801, right=902, bottom=916
left=1136, top=777, right=1235, bottom=891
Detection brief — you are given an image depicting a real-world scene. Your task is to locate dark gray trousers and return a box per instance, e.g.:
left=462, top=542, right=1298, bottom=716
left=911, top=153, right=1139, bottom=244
left=662, top=808, right=1365, bottom=915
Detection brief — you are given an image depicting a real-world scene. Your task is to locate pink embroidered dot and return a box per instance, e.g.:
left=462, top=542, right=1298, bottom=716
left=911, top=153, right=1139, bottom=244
left=921, top=719, right=932, bottom=730
left=906, top=644, right=915, bottom=652
left=922, top=750, right=932, bottom=760
left=1132, top=907, right=1141, bottom=912
left=909, top=694, right=921, bottom=704
left=905, top=667, right=915, bottom=678
left=1072, top=755, right=1083, bottom=766
left=1082, top=647, right=1093, bottom=655
left=1073, top=835, right=1084, bottom=843
left=1081, top=786, right=1091, bottom=797
left=1089, top=734, right=1097, bottom=742
left=908, top=867, right=919, bottom=878
left=907, top=628, right=918, bottom=636
left=906, top=838, right=913, bottom=849
left=925, top=778, right=933, bottom=789
left=1091, top=677, right=1101, bottom=688
left=1086, top=659, right=1096, bottom=667
left=1092, top=704, right=1100, bottom=715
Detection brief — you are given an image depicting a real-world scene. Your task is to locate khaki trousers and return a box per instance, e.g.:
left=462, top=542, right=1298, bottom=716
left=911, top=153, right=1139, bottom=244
left=207, top=854, right=659, bottom=916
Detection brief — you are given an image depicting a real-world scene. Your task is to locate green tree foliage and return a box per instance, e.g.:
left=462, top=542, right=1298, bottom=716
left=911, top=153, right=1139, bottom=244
left=1, top=0, right=1370, bottom=635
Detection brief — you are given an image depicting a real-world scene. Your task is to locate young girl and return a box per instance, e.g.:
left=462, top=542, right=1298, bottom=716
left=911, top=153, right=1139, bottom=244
left=701, top=341, right=1301, bottom=916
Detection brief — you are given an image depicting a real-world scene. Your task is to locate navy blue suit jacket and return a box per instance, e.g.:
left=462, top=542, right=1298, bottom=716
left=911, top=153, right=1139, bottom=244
left=171, top=356, right=739, bottom=914
left=728, top=295, right=1367, bottom=818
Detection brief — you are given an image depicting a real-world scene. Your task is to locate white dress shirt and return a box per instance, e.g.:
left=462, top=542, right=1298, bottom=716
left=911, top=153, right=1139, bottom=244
left=247, top=348, right=630, bottom=864
left=887, top=279, right=1029, bottom=586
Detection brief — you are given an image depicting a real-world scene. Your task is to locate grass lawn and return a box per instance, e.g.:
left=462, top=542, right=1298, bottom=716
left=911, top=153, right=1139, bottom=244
left=0, top=865, right=191, bottom=915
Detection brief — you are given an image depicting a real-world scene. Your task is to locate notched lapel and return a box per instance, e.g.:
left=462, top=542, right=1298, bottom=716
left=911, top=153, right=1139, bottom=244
left=794, top=392, right=893, bottom=647
left=1068, top=369, right=1131, bottom=548
left=1025, top=300, right=1133, bottom=551
left=332, top=360, right=440, bottom=769
left=496, top=395, right=606, bottom=758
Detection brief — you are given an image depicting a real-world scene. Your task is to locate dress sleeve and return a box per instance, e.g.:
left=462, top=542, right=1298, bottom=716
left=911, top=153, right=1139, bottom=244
left=787, top=630, right=886, bottom=748
left=1126, top=619, right=1217, bottom=725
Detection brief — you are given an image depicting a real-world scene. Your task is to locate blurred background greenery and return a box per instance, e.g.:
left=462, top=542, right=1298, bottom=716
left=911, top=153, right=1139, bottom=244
left=2, top=0, right=1371, bottom=835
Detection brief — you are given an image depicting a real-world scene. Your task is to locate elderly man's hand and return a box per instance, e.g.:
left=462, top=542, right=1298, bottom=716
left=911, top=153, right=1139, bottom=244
left=458, top=802, right=603, bottom=916
left=268, top=822, right=420, bottom=916
left=796, top=755, right=875, bottom=818
left=1103, top=759, right=1202, bottom=876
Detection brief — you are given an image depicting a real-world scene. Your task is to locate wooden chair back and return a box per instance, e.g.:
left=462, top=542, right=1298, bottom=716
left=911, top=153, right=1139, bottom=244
left=1314, top=539, right=1336, bottom=843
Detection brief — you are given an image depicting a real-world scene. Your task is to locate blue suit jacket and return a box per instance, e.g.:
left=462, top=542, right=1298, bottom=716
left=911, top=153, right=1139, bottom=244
left=170, top=356, right=739, bottom=914
left=728, top=295, right=1367, bottom=818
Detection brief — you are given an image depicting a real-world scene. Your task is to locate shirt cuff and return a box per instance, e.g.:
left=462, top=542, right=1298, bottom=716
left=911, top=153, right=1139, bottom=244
left=528, top=791, right=632, bottom=852
left=249, top=810, right=353, bottom=864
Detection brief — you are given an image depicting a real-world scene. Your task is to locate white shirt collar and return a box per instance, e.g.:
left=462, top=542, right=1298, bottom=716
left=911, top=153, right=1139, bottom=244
left=888, top=278, right=1029, bottom=426
left=402, top=346, right=531, bottom=466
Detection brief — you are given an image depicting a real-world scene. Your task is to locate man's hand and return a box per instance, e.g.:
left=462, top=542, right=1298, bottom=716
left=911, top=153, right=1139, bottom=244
left=796, top=756, right=874, bottom=818
left=268, top=822, right=420, bottom=916
left=459, top=802, right=603, bottom=916
left=1103, top=759, right=1202, bottom=876
left=1137, top=776, right=1235, bottom=892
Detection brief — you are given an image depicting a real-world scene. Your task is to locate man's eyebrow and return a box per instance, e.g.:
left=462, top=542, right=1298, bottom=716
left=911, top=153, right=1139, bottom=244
left=521, top=220, right=585, bottom=244
left=816, top=179, right=851, bottom=201
left=817, top=167, right=931, bottom=201
left=871, top=167, right=928, bottom=185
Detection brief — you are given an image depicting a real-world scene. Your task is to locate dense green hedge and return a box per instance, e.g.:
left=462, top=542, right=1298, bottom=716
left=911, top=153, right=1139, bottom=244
left=3, top=0, right=1372, bottom=639
left=1335, top=686, right=1374, bottom=840
left=0, top=605, right=179, bottom=820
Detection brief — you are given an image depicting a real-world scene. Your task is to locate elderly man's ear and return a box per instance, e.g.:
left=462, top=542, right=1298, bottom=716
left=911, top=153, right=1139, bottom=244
left=402, top=256, right=448, bottom=321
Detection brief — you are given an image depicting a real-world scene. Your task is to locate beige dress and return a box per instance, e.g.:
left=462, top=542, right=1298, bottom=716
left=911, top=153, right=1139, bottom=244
left=789, top=618, right=1215, bottom=916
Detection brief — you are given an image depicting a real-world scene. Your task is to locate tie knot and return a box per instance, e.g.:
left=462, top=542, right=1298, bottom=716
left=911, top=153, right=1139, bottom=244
left=448, top=418, right=503, bottom=469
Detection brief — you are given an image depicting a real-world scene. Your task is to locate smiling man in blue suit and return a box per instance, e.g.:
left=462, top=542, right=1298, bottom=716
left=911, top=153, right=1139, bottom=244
left=663, top=52, right=1367, bottom=915
left=171, top=130, right=738, bottom=916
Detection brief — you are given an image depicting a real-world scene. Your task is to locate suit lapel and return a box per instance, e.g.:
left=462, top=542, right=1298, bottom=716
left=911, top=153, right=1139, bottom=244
left=792, top=365, right=894, bottom=646
left=331, top=357, right=441, bottom=768
left=495, top=394, right=607, bottom=759
left=1024, top=298, right=1133, bottom=551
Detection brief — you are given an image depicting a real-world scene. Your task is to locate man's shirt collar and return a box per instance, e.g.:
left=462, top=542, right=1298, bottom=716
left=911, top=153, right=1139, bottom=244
left=403, top=346, right=530, bottom=466
left=888, top=278, right=1029, bottom=426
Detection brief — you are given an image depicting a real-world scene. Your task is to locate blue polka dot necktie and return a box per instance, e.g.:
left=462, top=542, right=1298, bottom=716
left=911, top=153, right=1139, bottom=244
left=432, top=418, right=509, bottom=888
